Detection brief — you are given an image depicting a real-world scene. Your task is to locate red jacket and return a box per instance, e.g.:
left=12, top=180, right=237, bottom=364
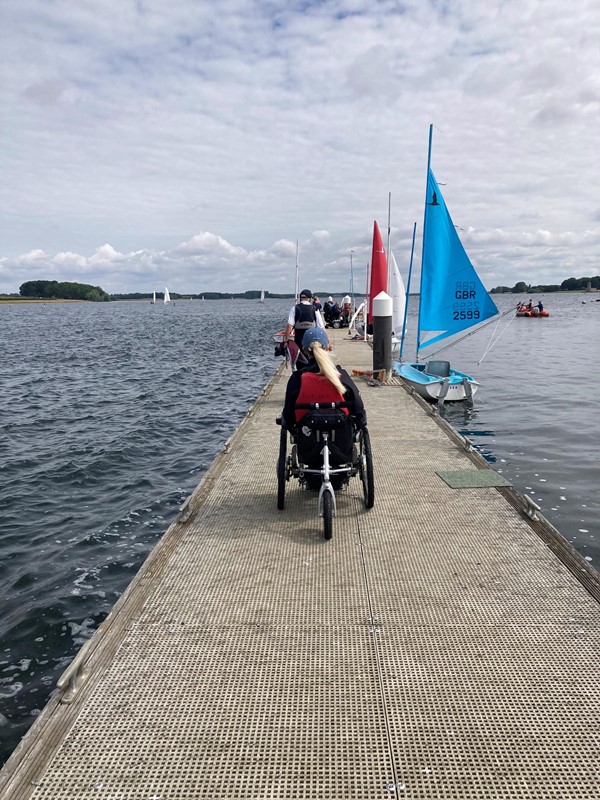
left=295, top=372, right=349, bottom=422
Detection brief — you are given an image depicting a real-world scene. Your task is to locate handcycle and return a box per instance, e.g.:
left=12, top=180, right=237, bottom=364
left=276, top=401, right=374, bottom=540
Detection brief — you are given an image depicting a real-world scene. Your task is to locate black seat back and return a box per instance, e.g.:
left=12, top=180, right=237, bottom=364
left=424, top=360, right=451, bottom=377
left=303, top=408, right=348, bottom=431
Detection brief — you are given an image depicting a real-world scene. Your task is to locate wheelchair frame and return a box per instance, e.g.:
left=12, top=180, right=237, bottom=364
left=276, top=402, right=374, bottom=540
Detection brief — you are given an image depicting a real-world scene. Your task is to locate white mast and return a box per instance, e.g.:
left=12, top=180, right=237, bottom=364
left=294, top=239, right=300, bottom=303
left=386, top=191, right=392, bottom=290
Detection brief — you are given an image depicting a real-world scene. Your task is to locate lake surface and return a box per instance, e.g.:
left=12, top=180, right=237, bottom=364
left=1, top=293, right=598, bottom=765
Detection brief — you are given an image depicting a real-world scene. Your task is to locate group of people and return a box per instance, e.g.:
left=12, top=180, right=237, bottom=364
left=517, top=299, right=544, bottom=313
left=279, top=288, right=366, bottom=435
left=322, top=295, right=353, bottom=327
left=283, top=289, right=354, bottom=331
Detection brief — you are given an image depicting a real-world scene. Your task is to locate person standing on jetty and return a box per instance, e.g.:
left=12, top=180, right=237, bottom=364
left=283, top=288, right=330, bottom=350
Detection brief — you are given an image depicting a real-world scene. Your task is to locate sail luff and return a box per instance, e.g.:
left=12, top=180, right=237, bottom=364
left=398, top=222, right=417, bottom=361
left=416, top=124, right=434, bottom=361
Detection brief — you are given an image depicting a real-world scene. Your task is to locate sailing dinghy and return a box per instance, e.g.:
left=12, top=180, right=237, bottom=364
left=395, top=125, right=499, bottom=402
left=164, top=287, right=171, bottom=304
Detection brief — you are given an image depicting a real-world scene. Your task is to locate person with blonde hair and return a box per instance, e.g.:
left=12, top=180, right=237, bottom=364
left=280, top=328, right=366, bottom=431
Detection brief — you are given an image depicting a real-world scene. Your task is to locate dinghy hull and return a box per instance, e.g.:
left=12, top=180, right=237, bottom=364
left=395, top=362, right=480, bottom=402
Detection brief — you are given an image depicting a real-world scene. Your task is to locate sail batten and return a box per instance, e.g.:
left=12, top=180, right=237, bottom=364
left=418, top=170, right=498, bottom=353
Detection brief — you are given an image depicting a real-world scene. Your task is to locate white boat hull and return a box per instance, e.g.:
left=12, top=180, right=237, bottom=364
left=395, top=362, right=479, bottom=402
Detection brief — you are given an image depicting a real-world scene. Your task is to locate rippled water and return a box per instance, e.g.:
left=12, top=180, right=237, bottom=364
left=432, top=292, right=599, bottom=567
left=1, top=292, right=598, bottom=764
left=0, top=298, right=285, bottom=763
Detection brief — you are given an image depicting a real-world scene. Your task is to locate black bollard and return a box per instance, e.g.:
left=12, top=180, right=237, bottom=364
left=372, top=291, right=392, bottom=376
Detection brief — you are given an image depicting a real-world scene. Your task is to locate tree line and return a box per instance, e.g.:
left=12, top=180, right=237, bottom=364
left=20, top=280, right=110, bottom=302
left=491, top=276, right=600, bottom=294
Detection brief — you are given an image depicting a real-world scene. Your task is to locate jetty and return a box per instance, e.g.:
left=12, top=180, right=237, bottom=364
left=1, top=333, right=598, bottom=799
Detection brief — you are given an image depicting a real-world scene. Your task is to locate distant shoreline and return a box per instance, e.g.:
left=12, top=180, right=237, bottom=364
left=1, top=288, right=599, bottom=306
left=0, top=298, right=86, bottom=304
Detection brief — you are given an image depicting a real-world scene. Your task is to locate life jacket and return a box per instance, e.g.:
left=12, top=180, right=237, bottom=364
left=295, top=372, right=349, bottom=421
left=294, top=303, right=317, bottom=330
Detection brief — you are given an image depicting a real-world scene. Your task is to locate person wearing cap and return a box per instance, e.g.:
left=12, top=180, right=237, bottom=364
left=284, top=289, right=329, bottom=351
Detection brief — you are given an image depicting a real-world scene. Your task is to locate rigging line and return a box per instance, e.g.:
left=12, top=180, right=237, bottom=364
left=477, top=309, right=517, bottom=365
left=424, top=306, right=517, bottom=360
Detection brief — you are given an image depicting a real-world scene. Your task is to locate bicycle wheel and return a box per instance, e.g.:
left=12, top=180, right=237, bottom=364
left=277, top=428, right=287, bottom=510
left=322, top=489, right=333, bottom=540
left=359, top=428, right=375, bottom=509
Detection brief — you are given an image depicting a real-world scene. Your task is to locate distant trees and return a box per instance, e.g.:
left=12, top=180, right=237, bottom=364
left=19, top=280, right=110, bottom=301
left=560, top=276, right=600, bottom=291
left=490, top=276, right=600, bottom=294
left=490, top=281, right=529, bottom=294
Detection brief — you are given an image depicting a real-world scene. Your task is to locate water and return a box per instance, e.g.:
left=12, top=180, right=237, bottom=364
left=0, top=298, right=285, bottom=763
left=432, top=292, right=599, bottom=567
left=0, top=293, right=598, bottom=765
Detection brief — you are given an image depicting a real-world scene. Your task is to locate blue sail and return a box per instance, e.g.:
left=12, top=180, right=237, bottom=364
left=419, top=170, right=498, bottom=351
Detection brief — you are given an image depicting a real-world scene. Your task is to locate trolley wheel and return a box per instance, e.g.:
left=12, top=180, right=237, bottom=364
left=277, top=428, right=287, bottom=510
left=359, top=428, right=375, bottom=509
left=322, top=489, right=333, bottom=540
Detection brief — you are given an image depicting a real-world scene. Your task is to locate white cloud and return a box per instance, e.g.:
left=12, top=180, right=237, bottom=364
left=1, top=0, right=599, bottom=295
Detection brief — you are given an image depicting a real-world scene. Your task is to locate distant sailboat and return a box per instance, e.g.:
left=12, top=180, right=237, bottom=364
left=151, top=291, right=156, bottom=305
left=164, top=287, right=171, bottom=304
left=259, top=289, right=265, bottom=304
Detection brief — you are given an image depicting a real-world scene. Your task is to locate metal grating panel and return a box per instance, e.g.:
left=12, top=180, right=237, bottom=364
left=31, top=625, right=394, bottom=799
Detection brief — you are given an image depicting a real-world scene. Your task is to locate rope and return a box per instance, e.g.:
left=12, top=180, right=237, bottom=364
left=476, top=308, right=517, bottom=365
left=425, top=306, right=518, bottom=361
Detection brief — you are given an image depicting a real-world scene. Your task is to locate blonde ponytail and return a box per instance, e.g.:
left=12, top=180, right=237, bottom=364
left=310, top=343, right=345, bottom=395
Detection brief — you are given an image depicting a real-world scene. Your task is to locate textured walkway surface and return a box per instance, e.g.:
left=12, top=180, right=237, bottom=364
left=1, top=333, right=599, bottom=799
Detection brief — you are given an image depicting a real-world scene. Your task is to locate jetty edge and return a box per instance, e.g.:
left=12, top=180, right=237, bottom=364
left=0, top=332, right=598, bottom=798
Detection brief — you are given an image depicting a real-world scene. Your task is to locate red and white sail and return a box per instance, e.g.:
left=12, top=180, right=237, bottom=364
left=368, top=220, right=387, bottom=320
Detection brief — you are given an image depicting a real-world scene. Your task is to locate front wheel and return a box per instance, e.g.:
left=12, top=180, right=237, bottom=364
left=359, top=428, right=375, bottom=509
left=322, top=489, right=333, bottom=540
left=277, top=428, right=287, bottom=510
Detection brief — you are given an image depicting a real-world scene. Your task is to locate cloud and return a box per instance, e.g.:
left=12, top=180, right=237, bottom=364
left=1, top=0, right=599, bottom=294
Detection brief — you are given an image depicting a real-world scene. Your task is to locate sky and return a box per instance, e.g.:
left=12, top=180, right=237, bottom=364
left=1, top=0, right=599, bottom=296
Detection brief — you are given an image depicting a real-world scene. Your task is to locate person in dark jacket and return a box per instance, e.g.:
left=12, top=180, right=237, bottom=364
left=283, top=288, right=328, bottom=350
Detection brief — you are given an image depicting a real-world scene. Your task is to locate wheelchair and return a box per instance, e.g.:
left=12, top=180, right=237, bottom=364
left=276, top=402, right=374, bottom=540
